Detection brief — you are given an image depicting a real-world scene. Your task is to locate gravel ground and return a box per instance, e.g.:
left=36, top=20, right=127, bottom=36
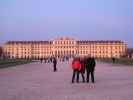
left=0, top=60, right=133, bottom=100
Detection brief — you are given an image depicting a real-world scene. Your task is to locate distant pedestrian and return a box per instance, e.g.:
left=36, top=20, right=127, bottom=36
left=71, top=57, right=81, bottom=83
left=53, top=57, right=57, bottom=72
left=112, top=57, right=116, bottom=63
left=44, top=58, right=47, bottom=63
left=40, top=58, right=43, bottom=63
left=50, top=57, right=53, bottom=63
left=85, top=56, right=96, bottom=84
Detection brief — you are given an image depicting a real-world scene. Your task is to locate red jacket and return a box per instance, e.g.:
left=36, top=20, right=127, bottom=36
left=72, top=60, right=81, bottom=71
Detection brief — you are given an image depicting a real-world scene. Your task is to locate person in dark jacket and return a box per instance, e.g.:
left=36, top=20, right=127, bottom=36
left=80, top=57, right=85, bottom=83
left=85, top=56, right=96, bottom=83
left=112, top=57, right=116, bottom=63
left=40, top=58, right=43, bottom=63
left=53, top=57, right=57, bottom=72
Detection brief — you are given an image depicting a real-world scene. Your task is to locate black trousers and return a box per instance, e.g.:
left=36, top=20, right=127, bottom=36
left=86, top=70, right=95, bottom=83
left=72, top=69, right=79, bottom=83
left=80, top=73, right=85, bottom=82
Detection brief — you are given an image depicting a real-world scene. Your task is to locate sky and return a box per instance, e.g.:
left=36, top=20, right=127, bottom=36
left=0, top=0, right=133, bottom=47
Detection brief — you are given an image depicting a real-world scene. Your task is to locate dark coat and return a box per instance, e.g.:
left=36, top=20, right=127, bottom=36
left=53, top=58, right=57, bottom=65
left=80, top=59, right=85, bottom=74
left=85, top=57, right=96, bottom=72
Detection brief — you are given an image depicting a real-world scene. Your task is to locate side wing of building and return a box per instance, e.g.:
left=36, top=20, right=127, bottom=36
left=3, top=41, right=52, bottom=59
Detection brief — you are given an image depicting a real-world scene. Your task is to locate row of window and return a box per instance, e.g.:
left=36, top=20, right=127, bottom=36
left=55, top=51, right=75, bottom=54
left=7, top=47, right=124, bottom=50
left=54, top=41, right=75, bottom=45
left=78, top=51, right=122, bottom=53
left=54, top=46, right=75, bottom=49
left=6, top=50, right=123, bottom=54
left=79, top=46, right=124, bottom=49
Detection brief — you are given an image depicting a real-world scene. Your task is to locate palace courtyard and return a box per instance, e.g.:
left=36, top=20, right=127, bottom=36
left=0, top=60, right=133, bottom=100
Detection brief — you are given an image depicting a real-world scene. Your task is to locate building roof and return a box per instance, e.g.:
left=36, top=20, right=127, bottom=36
left=76, top=40, right=124, bottom=44
left=6, top=41, right=52, bottom=44
left=5, top=40, right=125, bottom=45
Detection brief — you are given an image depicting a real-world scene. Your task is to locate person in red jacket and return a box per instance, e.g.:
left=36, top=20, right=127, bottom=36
left=71, top=57, right=81, bottom=83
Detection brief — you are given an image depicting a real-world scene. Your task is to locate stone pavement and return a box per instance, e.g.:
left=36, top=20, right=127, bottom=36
left=0, top=60, right=133, bottom=100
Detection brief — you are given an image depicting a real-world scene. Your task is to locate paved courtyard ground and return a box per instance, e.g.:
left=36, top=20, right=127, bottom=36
left=0, top=60, right=133, bottom=100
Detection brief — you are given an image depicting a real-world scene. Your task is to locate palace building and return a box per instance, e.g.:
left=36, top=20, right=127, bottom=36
left=3, top=37, right=127, bottom=59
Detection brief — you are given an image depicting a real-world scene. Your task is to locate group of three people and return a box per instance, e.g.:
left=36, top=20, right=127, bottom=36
left=72, top=56, right=96, bottom=84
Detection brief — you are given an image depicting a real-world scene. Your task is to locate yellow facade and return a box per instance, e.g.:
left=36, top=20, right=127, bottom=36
left=3, top=37, right=127, bottom=59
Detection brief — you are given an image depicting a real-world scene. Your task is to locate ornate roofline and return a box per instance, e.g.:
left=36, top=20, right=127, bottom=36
left=5, top=40, right=125, bottom=45
left=5, top=41, right=52, bottom=44
left=76, top=40, right=124, bottom=44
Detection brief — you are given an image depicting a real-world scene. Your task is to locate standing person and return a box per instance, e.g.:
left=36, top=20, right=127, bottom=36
left=85, top=56, right=96, bottom=84
left=80, top=57, right=85, bottom=83
left=112, top=57, right=116, bottom=63
left=53, top=57, right=57, bottom=72
left=71, top=57, right=81, bottom=83
left=40, top=58, right=43, bottom=63
left=50, top=57, right=53, bottom=63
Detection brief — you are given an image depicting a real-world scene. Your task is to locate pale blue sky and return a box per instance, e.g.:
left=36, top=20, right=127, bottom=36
left=0, top=0, right=133, bottom=47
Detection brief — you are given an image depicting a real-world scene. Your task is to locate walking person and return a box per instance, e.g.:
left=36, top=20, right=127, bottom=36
left=71, top=57, right=81, bottom=83
left=53, top=57, right=57, bottom=72
left=85, top=56, right=96, bottom=84
left=50, top=57, right=53, bottom=63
